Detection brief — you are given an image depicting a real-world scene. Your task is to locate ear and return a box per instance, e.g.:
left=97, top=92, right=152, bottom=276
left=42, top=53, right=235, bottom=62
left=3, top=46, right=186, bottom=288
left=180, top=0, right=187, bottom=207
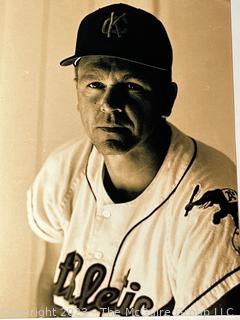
left=162, top=82, right=178, bottom=117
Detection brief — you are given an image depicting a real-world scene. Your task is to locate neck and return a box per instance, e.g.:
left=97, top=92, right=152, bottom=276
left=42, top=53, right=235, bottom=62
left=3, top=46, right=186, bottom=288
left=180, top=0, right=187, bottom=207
left=103, top=122, right=171, bottom=203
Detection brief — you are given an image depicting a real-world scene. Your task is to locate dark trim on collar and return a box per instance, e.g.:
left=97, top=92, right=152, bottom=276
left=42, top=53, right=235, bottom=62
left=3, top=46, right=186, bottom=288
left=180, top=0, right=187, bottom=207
left=85, top=145, right=97, bottom=201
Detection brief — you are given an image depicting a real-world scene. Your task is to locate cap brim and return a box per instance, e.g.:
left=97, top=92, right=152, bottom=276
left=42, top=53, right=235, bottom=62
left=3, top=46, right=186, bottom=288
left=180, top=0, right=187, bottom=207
left=60, top=56, right=80, bottom=66
left=60, top=54, right=170, bottom=73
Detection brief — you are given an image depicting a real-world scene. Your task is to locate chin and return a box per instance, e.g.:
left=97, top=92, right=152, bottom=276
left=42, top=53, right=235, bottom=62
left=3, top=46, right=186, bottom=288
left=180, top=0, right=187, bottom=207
left=95, top=139, right=137, bottom=155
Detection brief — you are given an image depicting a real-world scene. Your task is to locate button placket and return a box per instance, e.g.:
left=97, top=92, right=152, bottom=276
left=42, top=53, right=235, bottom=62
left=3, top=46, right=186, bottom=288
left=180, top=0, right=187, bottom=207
left=87, top=206, right=112, bottom=261
left=86, top=206, right=104, bottom=259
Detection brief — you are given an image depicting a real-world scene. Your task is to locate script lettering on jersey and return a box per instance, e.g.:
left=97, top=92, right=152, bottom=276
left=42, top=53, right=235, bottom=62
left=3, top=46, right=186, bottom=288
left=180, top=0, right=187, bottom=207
left=53, top=251, right=154, bottom=315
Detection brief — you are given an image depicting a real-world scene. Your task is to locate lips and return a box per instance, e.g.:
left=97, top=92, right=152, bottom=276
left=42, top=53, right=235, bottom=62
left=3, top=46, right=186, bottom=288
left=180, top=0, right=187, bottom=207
left=97, top=126, right=130, bottom=133
left=99, top=126, right=125, bottom=132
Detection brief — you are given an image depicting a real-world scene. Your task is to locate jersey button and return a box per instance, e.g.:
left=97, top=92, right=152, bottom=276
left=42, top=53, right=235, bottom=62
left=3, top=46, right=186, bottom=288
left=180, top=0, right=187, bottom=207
left=94, top=251, right=103, bottom=260
left=102, top=209, right=111, bottom=218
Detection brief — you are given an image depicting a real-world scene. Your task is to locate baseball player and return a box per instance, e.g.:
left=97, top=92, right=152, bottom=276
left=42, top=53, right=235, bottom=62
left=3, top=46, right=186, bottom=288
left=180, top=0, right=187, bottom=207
left=27, top=3, right=240, bottom=317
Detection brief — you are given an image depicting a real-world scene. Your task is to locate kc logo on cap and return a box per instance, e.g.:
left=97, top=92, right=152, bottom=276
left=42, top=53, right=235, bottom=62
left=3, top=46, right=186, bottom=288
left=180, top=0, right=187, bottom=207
left=102, top=12, right=128, bottom=38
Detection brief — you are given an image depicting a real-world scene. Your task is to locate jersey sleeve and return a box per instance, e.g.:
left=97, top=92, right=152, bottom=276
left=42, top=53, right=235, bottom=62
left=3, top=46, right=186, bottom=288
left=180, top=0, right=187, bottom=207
left=167, top=145, right=240, bottom=315
left=27, top=138, right=90, bottom=243
left=27, top=155, right=68, bottom=243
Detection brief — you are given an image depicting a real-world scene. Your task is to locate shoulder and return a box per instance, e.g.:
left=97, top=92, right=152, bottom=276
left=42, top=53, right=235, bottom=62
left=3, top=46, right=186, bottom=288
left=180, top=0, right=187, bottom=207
left=185, top=140, right=237, bottom=206
left=193, top=139, right=236, bottom=181
left=44, top=135, right=92, bottom=174
left=169, top=124, right=237, bottom=188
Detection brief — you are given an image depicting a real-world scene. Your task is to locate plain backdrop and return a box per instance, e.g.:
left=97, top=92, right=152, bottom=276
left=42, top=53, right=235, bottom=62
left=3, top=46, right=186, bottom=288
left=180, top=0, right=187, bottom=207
left=0, top=0, right=238, bottom=317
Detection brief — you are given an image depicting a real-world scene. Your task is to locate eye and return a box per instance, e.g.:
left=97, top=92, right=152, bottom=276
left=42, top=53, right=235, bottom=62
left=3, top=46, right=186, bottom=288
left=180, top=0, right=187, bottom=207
left=88, top=82, right=105, bottom=89
left=126, top=82, right=144, bottom=91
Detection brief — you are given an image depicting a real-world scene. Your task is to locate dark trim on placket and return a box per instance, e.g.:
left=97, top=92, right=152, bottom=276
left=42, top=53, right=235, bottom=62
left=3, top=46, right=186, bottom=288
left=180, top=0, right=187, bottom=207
left=98, top=138, right=197, bottom=316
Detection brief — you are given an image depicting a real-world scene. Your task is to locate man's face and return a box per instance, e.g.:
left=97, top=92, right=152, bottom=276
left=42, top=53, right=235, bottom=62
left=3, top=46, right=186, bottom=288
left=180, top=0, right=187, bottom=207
left=76, top=55, right=173, bottom=155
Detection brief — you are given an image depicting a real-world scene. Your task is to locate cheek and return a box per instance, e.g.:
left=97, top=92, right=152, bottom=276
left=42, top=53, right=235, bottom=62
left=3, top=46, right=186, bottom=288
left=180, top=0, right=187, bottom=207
left=77, top=92, right=98, bottom=132
left=77, top=90, right=97, bottom=109
left=127, top=96, right=155, bottom=126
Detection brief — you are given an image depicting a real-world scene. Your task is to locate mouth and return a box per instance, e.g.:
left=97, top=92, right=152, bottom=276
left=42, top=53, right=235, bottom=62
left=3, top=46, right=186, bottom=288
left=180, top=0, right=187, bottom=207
left=97, top=126, right=129, bottom=133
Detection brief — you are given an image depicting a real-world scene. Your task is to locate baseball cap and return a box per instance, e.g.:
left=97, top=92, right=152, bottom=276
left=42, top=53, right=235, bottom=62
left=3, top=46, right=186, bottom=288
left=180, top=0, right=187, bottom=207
left=60, top=3, right=173, bottom=74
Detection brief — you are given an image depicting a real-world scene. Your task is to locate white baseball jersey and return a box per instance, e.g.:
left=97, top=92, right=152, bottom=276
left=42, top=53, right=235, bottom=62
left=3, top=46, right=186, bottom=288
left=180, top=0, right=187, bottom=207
left=27, top=123, right=240, bottom=317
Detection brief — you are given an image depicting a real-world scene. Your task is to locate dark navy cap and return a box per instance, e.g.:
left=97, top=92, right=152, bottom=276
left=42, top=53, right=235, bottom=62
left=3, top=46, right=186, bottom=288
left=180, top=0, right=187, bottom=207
left=60, top=3, right=173, bottom=73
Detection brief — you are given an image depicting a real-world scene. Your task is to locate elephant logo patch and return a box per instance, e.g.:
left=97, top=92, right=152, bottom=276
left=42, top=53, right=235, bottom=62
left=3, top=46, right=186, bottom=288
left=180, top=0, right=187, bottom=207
left=185, top=185, right=239, bottom=254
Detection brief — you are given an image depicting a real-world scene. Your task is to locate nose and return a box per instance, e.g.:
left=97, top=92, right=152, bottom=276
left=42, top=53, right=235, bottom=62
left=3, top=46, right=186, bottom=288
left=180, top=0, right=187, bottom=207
left=100, top=87, right=123, bottom=113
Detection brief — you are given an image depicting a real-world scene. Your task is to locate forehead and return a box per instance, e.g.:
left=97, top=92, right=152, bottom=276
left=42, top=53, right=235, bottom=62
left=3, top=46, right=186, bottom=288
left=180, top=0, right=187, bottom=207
left=76, top=55, right=158, bottom=80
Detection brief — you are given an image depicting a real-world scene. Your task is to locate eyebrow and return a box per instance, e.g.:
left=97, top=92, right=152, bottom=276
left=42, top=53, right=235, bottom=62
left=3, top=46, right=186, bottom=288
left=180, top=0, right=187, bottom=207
left=122, top=74, right=147, bottom=83
left=77, top=74, right=100, bottom=82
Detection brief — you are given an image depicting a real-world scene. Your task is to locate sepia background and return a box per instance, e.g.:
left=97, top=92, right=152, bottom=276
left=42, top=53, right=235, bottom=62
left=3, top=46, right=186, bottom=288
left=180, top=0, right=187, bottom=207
left=0, top=0, right=238, bottom=317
